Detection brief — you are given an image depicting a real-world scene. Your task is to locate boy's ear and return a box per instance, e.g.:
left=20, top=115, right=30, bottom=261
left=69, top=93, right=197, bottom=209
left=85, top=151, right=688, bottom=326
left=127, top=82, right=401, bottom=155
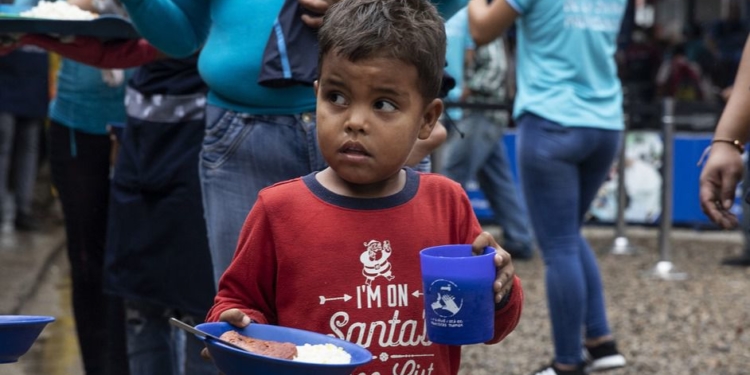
left=418, top=98, right=444, bottom=140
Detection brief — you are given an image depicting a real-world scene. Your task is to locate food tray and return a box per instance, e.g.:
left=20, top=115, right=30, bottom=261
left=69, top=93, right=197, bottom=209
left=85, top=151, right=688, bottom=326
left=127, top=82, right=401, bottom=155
left=0, top=5, right=139, bottom=39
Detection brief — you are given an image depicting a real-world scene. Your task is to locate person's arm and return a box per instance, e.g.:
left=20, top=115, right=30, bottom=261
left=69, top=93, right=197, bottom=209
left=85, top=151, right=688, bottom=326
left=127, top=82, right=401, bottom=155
left=459, top=47, right=475, bottom=101
left=66, top=0, right=93, bottom=11
left=698, top=36, right=750, bottom=229
left=505, top=37, right=516, bottom=100
left=468, top=0, right=519, bottom=46
left=21, top=35, right=164, bottom=69
left=0, top=35, right=23, bottom=56
left=207, top=201, right=277, bottom=324
left=433, top=0, right=468, bottom=20
left=120, top=0, right=210, bottom=57
left=405, top=120, right=447, bottom=168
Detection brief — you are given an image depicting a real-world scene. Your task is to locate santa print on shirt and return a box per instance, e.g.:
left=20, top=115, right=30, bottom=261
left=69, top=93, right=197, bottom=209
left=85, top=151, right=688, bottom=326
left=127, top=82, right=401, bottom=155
left=208, top=169, right=523, bottom=375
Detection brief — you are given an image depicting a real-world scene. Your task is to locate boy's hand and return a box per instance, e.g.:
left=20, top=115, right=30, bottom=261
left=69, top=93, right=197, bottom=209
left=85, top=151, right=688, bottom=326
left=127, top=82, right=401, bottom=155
left=218, top=308, right=253, bottom=327
left=472, top=231, right=515, bottom=304
left=200, top=309, right=252, bottom=361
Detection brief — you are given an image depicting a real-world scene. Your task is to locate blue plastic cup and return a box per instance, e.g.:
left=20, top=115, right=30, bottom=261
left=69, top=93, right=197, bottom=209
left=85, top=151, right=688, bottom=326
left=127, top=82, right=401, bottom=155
left=419, top=245, right=495, bottom=345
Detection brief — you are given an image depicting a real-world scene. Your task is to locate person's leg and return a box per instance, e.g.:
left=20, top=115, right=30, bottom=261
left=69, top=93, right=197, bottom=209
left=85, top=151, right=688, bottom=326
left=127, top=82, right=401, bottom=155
left=440, top=113, right=501, bottom=184
left=48, top=121, right=129, bottom=375
left=200, top=107, right=326, bottom=285
left=0, top=113, right=15, bottom=223
left=579, top=140, right=627, bottom=372
left=517, top=114, right=596, bottom=368
left=579, top=227, right=625, bottom=372
left=440, top=113, right=534, bottom=254
left=180, top=314, right=219, bottom=375
left=173, top=328, right=187, bottom=375
left=476, top=118, right=534, bottom=258
left=124, top=300, right=178, bottom=375
left=517, top=115, right=586, bottom=366
left=100, top=296, right=129, bottom=375
left=575, top=129, right=620, bottom=343
left=11, top=116, right=42, bottom=229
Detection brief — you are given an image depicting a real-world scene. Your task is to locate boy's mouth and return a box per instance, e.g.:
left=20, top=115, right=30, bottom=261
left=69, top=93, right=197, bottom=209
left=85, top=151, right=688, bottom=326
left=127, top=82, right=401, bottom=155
left=339, top=142, right=371, bottom=157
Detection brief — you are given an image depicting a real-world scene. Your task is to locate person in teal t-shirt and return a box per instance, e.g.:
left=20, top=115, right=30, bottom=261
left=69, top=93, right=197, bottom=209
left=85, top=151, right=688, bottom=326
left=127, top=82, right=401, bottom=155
left=48, top=57, right=133, bottom=375
left=469, top=0, right=627, bottom=374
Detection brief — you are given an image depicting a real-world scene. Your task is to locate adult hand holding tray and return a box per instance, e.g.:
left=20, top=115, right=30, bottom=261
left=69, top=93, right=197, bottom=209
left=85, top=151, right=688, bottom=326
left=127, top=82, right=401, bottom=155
left=0, top=4, right=139, bottom=40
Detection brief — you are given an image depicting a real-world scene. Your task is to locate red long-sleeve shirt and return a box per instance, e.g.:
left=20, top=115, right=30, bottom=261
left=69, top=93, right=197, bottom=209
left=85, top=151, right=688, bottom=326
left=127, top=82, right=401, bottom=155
left=207, top=170, right=523, bottom=375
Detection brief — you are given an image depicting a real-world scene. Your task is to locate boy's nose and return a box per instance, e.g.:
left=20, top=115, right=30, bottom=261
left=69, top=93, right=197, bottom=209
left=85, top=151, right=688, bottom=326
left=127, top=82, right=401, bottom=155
left=345, top=109, right=369, bottom=133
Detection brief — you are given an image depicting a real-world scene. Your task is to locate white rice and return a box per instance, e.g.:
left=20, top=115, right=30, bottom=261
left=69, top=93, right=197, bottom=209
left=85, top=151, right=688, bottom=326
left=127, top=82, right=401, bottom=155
left=20, top=1, right=97, bottom=20
left=293, top=343, right=352, bottom=364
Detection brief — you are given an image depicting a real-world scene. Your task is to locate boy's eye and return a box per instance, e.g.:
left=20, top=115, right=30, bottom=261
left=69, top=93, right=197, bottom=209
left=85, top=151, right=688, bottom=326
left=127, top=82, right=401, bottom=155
left=374, top=100, right=397, bottom=112
left=328, top=93, right=347, bottom=106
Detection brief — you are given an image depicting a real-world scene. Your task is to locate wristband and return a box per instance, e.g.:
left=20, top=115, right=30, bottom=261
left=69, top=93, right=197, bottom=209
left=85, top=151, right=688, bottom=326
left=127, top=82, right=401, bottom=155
left=697, top=138, right=746, bottom=166
left=712, top=139, right=745, bottom=154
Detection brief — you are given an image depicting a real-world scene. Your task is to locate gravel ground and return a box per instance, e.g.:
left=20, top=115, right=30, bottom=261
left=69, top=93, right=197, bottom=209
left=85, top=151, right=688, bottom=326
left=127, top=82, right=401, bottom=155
left=458, top=227, right=750, bottom=375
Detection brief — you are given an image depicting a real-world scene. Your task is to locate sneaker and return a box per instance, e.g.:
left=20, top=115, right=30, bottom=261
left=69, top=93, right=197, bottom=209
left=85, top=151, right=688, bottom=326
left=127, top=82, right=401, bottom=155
left=14, top=212, right=40, bottom=232
left=531, top=363, right=586, bottom=375
left=584, top=341, right=626, bottom=372
left=720, top=254, right=750, bottom=267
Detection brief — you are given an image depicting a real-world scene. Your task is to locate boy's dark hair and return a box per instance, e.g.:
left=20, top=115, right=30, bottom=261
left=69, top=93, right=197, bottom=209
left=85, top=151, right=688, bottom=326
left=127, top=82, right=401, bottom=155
left=318, top=0, right=446, bottom=100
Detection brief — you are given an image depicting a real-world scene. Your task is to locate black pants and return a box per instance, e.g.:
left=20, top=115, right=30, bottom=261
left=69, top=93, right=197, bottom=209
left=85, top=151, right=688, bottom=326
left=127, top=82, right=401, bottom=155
left=48, top=121, right=129, bottom=375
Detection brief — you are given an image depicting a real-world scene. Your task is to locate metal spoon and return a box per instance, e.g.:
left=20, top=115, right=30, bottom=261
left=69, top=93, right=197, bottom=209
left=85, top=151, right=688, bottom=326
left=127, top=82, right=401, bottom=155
left=168, top=317, right=248, bottom=352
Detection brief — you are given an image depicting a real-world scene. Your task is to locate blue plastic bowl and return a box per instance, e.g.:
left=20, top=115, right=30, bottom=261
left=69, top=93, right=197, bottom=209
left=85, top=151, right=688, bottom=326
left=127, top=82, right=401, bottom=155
left=195, top=322, right=372, bottom=375
left=0, top=315, right=55, bottom=363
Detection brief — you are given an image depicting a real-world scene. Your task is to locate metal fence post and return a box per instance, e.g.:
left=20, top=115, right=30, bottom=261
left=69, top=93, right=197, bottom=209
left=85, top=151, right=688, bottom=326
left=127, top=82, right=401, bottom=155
left=605, top=85, right=638, bottom=255
left=646, top=97, right=687, bottom=280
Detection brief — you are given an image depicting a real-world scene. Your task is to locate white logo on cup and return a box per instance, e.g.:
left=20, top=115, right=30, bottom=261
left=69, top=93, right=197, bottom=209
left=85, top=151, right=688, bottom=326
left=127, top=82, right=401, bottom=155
left=428, top=280, right=463, bottom=317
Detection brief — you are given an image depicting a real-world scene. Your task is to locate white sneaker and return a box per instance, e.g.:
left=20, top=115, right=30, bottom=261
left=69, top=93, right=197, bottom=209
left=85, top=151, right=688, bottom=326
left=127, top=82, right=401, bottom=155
left=584, top=341, right=626, bottom=372
left=531, top=363, right=586, bottom=375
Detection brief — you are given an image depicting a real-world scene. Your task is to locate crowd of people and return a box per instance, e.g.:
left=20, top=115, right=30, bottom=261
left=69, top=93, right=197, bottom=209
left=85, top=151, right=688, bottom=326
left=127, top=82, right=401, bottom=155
left=619, top=3, right=749, bottom=107
left=1, top=0, right=749, bottom=374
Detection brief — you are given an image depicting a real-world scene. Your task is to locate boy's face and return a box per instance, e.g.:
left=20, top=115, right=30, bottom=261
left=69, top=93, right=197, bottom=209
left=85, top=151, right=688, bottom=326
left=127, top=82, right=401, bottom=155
left=315, top=53, right=442, bottom=186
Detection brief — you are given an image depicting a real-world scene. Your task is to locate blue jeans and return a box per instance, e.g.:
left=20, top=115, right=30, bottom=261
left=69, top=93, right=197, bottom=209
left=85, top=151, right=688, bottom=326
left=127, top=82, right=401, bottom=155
left=125, top=300, right=217, bottom=375
left=516, top=113, right=621, bottom=365
left=0, top=113, right=42, bottom=217
left=441, top=113, right=534, bottom=256
left=200, top=106, right=326, bottom=285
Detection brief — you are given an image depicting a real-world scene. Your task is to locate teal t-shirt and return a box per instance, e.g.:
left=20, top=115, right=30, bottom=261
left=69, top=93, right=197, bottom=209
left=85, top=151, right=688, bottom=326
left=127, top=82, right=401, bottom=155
left=508, top=0, right=625, bottom=130
left=121, top=0, right=467, bottom=115
left=49, top=59, right=131, bottom=135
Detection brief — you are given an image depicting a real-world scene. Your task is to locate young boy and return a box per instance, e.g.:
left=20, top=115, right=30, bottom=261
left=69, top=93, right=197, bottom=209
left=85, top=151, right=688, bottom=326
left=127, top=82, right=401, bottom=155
left=206, top=1, right=524, bottom=374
